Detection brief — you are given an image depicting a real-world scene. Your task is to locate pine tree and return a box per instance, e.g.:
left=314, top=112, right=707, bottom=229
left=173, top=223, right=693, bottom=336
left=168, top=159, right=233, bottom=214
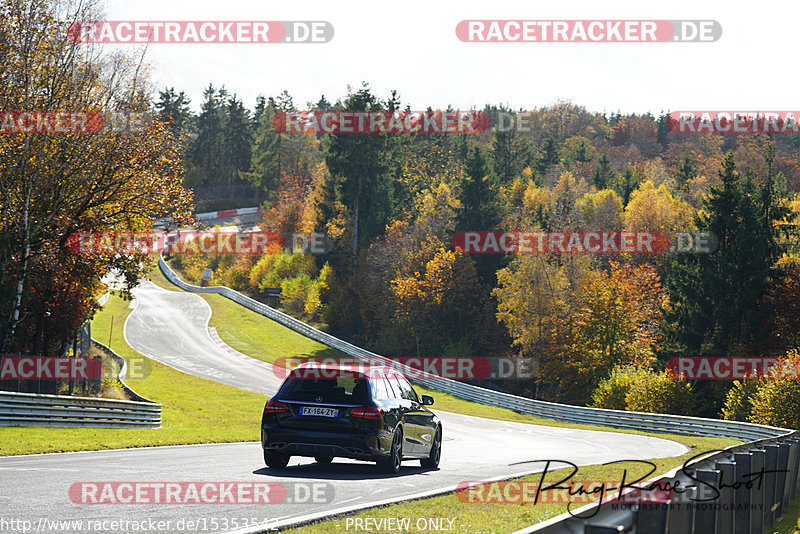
left=535, top=138, right=560, bottom=177
left=315, top=94, right=332, bottom=111
left=593, top=153, right=617, bottom=190
left=251, top=95, right=266, bottom=130
left=223, top=95, right=252, bottom=187
left=190, top=84, right=225, bottom=186
left=325, top=85, right=394, bottom=266
left=573, top=138, right=594, bottom=163
left=275, top=89, right=294, bottom=112
left=676, top=153, right=697, bottom=186
left=245, top=99, right=281, bottom=197
left=656, top=112, right=670, bottom=146
left=614, top=167, right=636, bottom=205
left=456, top=147, right=498, bottom=230
left=667, top=150, right=789, bottom=353
left=491, top=125, right=531, bottom=183
left=456, top=147, right=504, bottom=284
left=155, top=87, right=192, bottom=138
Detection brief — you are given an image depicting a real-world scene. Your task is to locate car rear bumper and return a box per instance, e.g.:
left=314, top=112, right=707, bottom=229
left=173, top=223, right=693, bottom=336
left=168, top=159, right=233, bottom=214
left=261, top=426, right=384, bottom=461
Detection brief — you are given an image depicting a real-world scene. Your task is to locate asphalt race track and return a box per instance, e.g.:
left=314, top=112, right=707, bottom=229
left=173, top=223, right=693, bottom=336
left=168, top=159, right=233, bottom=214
left=124, top=279, right=284, bottom=394
left=0, top=278, right=689, bottom=533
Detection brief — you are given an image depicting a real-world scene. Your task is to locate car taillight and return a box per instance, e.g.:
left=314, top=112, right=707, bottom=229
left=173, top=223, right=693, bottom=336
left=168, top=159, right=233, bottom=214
left=264, top=398, right=289, bottom=414
left=350, top=406, right=383, bottom=419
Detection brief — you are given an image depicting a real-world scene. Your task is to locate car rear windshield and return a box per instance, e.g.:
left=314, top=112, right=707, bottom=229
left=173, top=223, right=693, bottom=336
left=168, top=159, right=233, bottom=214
left=278, top=373, right=371, bottom=404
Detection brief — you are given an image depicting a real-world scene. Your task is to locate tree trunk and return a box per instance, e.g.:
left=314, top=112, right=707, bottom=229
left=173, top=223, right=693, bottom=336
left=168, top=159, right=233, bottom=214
left=2, top=188, right=31, bottom=353
left=352, top=175, right=363, bottom=266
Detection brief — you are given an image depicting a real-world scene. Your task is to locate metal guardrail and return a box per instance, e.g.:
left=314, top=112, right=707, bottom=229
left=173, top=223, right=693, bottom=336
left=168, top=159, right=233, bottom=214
left=0, top=391, right=161, bottom=428
left=159, top=256, right=797, bottom=532
left=0, top=340, right=161, bottom=428
left=158, top=255, right=788, bottom=442
left=518, top=430, right=800, bottom=534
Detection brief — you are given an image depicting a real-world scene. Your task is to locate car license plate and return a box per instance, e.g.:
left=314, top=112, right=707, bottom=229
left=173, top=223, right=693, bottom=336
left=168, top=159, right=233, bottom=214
left=301, top=406, right=338, bottom=417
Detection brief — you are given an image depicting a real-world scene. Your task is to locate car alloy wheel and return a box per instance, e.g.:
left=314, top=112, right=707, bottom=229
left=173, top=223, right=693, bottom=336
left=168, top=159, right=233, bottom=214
left=380, top=429, right=402, bottom=474
left=421, top=426, right=441, bottom=469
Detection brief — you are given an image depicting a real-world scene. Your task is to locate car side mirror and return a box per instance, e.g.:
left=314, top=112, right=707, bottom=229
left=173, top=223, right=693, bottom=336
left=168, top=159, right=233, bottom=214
left=421, top=394, right=434, bottom=406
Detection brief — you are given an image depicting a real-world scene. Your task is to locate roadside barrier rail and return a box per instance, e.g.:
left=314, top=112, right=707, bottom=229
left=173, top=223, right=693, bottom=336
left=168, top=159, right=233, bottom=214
left=159, top=255, right=787, bottom=443
left=517, top=430, right=799, bottom=534
left=0, top=390, right=161, bottom=429
left=0, top=341, right=161, bottom=429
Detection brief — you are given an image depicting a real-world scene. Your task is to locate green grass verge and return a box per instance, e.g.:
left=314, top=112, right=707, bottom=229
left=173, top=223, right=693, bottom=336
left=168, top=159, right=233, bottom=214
left=0, top=294, right=267, bottom=456
left=775, top=493, right=800, bottom=534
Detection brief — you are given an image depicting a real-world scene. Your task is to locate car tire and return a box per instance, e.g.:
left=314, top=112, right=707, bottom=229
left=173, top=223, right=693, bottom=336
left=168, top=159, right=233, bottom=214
left=378, top=429, right=402, bottom=474
left=315, top=455, right=333, bottom=465
left=264, top=450, right=290, bottom=468
left=420, top=425, right=441, bottom=469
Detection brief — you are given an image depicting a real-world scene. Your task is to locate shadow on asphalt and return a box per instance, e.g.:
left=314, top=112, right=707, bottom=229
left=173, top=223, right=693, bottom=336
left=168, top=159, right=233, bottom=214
left=253, top=461, right=440, bottom=480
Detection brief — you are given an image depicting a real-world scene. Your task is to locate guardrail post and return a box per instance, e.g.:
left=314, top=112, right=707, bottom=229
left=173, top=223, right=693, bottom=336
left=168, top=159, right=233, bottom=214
left=692, top=468, right=721, bottom=533
left=733, top=451, right=753, bottom=534
left=748, top=448, right=765, bottom=534
left=763, top=444, right=779, bottom=528
left=790, top=438, right=800, bottom=501
left=794, top=437, right=800, bottom=496
left=634, top=501, right=668, bottom=534
left=715, top=460, right=736, bottom=534
left=775, top=442, right=791, bottom=519
left=786, top=439, right=800, bottom=503
left=665, top=484, right=694, bottom=533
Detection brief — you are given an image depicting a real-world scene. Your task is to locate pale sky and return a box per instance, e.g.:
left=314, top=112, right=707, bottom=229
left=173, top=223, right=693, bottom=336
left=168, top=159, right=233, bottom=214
left=103, top=0, right=798, bottom=115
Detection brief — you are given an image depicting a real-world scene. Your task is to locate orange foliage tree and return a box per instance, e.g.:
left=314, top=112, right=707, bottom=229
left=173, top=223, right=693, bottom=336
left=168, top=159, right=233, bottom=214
left=545, top=262, right=668, bottom=403
left=0, top=0, right=194, bottom=355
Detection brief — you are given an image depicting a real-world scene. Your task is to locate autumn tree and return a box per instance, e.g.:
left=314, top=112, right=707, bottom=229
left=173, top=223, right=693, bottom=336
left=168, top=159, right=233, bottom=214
left=623, top=180, right=694, bottom=235
left=548, top=263, right=668, bottom=403
left=494, top=255, right=573, bottom=357
left=577, top=189, right=623, bottom=230
left=610, top=115, right=660, bottom=158
left=391, top=243, right=484, bottom=355
left=0, top=0, right=193, bottom=356
left=548, top=171, right=591, bottom=229
left=357, top=184, right=460, bottom=353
